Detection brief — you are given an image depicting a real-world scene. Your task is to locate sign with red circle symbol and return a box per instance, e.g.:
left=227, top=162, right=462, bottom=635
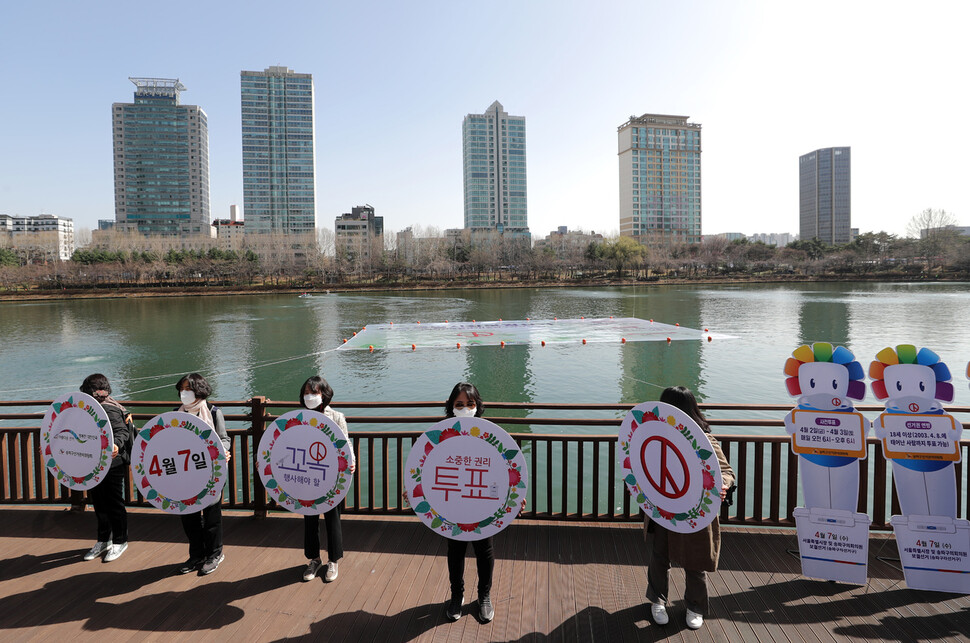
left=257, top=410, right=355, bottom=515
left=831, top=397, right=842, bottom=407
left=908, top=402, right=920, bottom=413
left=618, top=401, right=722, bottom=533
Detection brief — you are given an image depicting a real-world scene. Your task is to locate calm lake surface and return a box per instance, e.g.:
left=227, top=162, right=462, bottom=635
left=3, top=282, right=970, bottom=434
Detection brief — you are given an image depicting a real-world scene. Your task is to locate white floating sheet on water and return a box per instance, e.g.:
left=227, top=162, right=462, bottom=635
left=338, top=317, right=733, bottom=350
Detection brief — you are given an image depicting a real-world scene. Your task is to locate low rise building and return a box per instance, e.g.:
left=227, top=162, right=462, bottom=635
left=336, top=205, right=384, bottom=265
left=534, top=227, right=604, bottom=259
left=0, top=214, right=75, bottom=261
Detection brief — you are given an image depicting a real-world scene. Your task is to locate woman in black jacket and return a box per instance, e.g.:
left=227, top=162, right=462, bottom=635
left=80, top=373, right=132, bottom=563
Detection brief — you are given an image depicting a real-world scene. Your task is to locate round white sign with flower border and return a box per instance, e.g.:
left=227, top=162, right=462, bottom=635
left=618, top=401, right=722, bottom=534
left=41, top=393, right=113, bottom=491
left=257, top=409, right=355, bottom=515
left=131, top=411, right=228, bottom=515
left=405, top=417, right=528, bottom=541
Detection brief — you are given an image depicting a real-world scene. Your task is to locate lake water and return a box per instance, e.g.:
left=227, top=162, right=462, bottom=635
left=3, top=282, right=970, bottom=434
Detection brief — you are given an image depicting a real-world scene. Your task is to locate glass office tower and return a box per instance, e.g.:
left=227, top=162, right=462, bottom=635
left=241, top=66, right=316, bottom=235
left=618, top=114, right=702, bottom=246
left=799, top=147, right=851, bottom=244
left=112, top=78, right=210, bottom=236
left=462, top=101, right=529, bottom=238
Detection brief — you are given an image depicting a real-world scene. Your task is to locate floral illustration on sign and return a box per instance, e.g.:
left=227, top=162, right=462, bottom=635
left=43, top=395, right=111, bottom=490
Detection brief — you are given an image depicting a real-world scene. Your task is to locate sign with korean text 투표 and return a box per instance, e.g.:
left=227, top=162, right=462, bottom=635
left=618, top=401, right=722, bottom=534
left=875, top=413, right=961, bottom=461
left=41, top=393, right=113, bottom=491
left=130, top=411, right=227, bottom=515
left=257, top=410, right=355, bottom=515
left=405, top=417, right=528, bottom=541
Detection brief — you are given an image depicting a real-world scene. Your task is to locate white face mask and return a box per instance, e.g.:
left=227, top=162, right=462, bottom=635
left=303, top=394, right=323, bottom=409
left=180, top=390, right=196, bottom=406
left=453, top=406, right=476, bottom=418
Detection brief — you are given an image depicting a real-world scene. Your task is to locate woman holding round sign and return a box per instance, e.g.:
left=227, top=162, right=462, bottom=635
left=404, top=382, right=529, bottom=624
left=130, top=373, right=230, bottom=576
left=79, top=374, right=133, bottom=563
left=275, top=375, right=355, bottom=583
left=618, top=386, right=734, bottom=631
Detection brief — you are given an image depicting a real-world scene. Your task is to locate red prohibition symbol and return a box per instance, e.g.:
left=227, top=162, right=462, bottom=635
left=641, top=436, right=690, bottom=499
left=308, top=441, right=327, bottom=462
left=908, top=402, right=920, bottom=413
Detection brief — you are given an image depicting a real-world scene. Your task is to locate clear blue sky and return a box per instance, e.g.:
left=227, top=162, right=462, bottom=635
left=1, top=1, right=966, bottom=239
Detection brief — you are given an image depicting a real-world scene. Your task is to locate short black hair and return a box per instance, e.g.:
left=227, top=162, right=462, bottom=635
left=80, top=373, right=111, bottom=397
left=660, top=385, right=710, bottom=433
left=445, top=381, right=484, bottom=418
left=175, top=373, right=212, bottom=400
left=300, top=376, right=334, bottom=409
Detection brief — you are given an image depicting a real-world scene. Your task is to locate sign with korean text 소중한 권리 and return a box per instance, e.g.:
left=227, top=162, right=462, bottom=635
left=256, top=410, right=355, bottom=515
left=618, top=402, right=722, bottom=534
left=41, top=393, right=113, bottom=492
left=130, top=411, right=227, bottom=515
left=405, top=417, right=528, bottom=541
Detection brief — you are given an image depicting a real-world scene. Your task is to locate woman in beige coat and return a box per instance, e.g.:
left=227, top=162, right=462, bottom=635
left=644, top=386, right=735, bottom=630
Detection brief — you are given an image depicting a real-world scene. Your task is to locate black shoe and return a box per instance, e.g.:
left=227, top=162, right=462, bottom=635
left=177, top=558, right=204, bottom=575
left=445, top=593, right=463, bottom=621
left=479, top=594, right=494, bottom=623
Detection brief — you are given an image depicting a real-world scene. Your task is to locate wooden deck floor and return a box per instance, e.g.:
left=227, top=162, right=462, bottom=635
left=0, top=507, right=968, bottom=642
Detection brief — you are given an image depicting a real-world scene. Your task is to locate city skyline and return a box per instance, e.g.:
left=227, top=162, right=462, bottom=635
left=1, top=2, right=967, bottom=240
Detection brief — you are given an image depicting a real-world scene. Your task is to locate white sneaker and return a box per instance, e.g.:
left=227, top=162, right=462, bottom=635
left=686, top=609, right=704, bottom=629
left=650, top=602, right=669, bottom=625
left=104, top=542, right=128, bottom=562
left=83, top=541, right=111, bottom=561
left=324, top=561, right=339, bottom=582
left=303, top=558, right=323, bottom=581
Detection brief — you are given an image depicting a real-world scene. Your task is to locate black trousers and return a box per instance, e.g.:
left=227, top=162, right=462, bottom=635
left=304, top=505, right=343, bottom=561
left=180, top=502, right=223, bottom=561
left=89, top=464, right=128, bottom=544
left=447, top=537, right=494, bottom=597
left=645, top=524, right=709, bottom=616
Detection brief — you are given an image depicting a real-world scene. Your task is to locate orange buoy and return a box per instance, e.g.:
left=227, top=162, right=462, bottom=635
left=675, top=323, right=680, bottom=327
left=343, top=339, right=347, bottom=343
left=541, top=340, right=546, bottom=347
left=581, top=316, right=585, bottom=319
left=707, top=336, right=712, bottom=342
left=554, top=317, right=558, bottom=320
left=362, top=327, right=366, bottom=330
left=704, top=328, right=709, bottom=332
left=411, top=344, right=416, bottom=350
left=610, top=316, right=614, bottom=319
left=353, top=331, right=357, bottom=336
left=457, top=342, right=461, bottom=348
left=499, top=318, right=502, bottom=321
left=368, top=345, right=374, bottom=352
left=666, top=337, right=672, bottom=342
left=650, top=319, right=654, bottom=323
left=621, top=338, right=626, bottom=343
left=500, top=341, right=506, bottom=347
left=526, top=317, right=530, bottom=320
left=417, top=321, right=421, bottom=324
left=582, top=338, right=587, bottom=345
left=445, top=320, right=448, bottom=323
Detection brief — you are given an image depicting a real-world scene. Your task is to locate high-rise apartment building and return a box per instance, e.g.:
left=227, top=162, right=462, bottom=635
left=618, top=114, right=702, bottom=246
left=112, top=78, right=210, bottom=236
left=799, top=147, right=851, bottom=244
left=462, top=101, right=529, bottom=238
left=241, top=66, right=316, bottom=235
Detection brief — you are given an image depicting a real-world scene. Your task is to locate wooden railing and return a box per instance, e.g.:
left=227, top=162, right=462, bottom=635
left=2, top=399, right=968, bottom=530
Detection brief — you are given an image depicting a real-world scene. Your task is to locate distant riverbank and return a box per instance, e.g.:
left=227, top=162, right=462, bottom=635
left=1, top=273, right=953, bottom=302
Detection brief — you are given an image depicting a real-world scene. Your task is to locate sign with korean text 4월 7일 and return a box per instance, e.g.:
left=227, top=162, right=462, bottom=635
left=41, top=393, right=113, bottom=491
left=130, top=411, right=228, bottom=515
left=257, top=410, right=355, bottom=515
left=618, top=401, right=722, bottom=534
left=405, top=417, right=528, bottom=541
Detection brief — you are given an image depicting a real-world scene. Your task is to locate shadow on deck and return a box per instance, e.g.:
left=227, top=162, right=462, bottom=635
left=0, top=507, right=968, bottom=642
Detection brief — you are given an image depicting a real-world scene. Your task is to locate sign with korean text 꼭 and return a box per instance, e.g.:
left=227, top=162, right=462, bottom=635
left=891, top=515, right=970, bottom=593
left=789, top=410, right=868, bottom=458
left=130, top=411, right=227, bottom=515
left=41, top=393, right=113, bottom=491
left=793, top=507, right=871, bottom=585
left=257, top=410, right=355, bottom=515
left=405, top=417, right=528, bottom=541
left=876, top=413, right=961, bottom=462
left=618, top=401, right=722, bottom=534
